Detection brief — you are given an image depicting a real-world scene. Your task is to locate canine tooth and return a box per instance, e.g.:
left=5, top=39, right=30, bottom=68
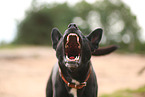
left=76, top=35, right=81, bottom=48
left=67, top=35, right=69, bottom=42
left=75, top=56, right=79, bottom=61
left=78, top=56, right=80, bottom=59
left=77, top=36, right=79, bottom=42
left=66, top=55, right=69, bottom=60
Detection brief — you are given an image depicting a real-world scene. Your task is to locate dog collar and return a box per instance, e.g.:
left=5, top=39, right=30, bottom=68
left=59, top=68, right=92, bottom=89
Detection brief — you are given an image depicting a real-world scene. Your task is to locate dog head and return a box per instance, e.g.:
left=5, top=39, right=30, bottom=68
left=51, top=23, right=102, bottom=72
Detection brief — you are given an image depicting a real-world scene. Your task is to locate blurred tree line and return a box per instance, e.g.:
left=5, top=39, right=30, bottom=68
left=13, top=0, right=145, bottom=54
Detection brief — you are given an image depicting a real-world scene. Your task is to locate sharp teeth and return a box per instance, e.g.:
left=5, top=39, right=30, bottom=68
left=66, top=33, right=81, bottom=48
left=67, top=33, right=79, bottom=42
left=66, top=55, right=69, bottom=60
left=75, top=57, right=77, bottom=60
left=67, top=35, right=69, bottom=42
left=77, top=35, right=79, bottom=42
left=65, top=33, right=81, bottom=61
left=75, top=56, right=79, bottom=61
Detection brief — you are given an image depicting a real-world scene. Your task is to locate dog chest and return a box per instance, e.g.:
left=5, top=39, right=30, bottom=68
left=69, top=79, right=80, bottom=97
left=69, top=88, right=77, bottom=97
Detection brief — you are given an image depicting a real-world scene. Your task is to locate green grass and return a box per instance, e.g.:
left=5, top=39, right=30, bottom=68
left=100, top=85, right=145, bottom=97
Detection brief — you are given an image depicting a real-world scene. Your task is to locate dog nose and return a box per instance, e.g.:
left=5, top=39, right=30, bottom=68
left=68, top=23, right=78, bottom=29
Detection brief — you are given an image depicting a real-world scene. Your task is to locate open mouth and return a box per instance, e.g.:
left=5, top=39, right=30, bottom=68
left=64, top=33, right=81, bottom=62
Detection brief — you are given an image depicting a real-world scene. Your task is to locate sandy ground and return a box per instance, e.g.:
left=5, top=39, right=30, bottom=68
left=0, top=47, right=145, bottom=97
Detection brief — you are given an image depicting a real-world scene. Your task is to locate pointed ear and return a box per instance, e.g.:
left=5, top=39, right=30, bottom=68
left=51, top=28, right=62, bottom=50
left=87, top=28, right=103, bottom=51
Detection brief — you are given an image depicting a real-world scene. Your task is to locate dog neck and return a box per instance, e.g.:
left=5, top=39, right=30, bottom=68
left=59, top=66, right=92, bottom=89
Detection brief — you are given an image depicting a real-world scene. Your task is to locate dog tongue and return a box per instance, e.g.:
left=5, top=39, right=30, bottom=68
left=69, top=56, right=75, bottom=59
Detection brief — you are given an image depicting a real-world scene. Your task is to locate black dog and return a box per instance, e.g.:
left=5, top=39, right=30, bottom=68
left=46, top=23, right=118, bottom=97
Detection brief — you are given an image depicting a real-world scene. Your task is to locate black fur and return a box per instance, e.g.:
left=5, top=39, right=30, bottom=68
left=46, top=23, right=118, bottom=97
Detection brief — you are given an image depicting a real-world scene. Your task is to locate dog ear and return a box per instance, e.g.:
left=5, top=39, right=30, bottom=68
left=92, top=45, right=119, bottom=56
left=51, top=28, right=62, bottom=50
left=87, top=28, right=103, bottom=51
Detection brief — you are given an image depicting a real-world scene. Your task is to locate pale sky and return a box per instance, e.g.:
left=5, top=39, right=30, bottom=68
left=0, top=0, right=145, bottom=43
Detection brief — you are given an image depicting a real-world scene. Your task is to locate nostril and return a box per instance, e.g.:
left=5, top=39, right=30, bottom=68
left=68, top=24, right=71, bottom=28
left=74, top=24, right=78, bottom=29
left=73, top=24, right=76, bottom=27
left=68, top=23, right=78, bottom=29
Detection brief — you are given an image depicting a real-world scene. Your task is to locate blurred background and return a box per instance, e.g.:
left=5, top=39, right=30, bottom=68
left=0, top=0, right=145, bottom=97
